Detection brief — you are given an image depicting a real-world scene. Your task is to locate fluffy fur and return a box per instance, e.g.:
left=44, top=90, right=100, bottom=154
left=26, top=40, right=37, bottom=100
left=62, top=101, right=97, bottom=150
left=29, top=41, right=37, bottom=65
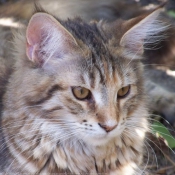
left=0, top=6, right=168, bottom=175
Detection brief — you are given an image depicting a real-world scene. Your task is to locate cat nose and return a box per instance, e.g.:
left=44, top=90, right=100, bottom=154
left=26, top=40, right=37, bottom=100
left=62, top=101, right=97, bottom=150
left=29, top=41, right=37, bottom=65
left=98, top=123, right=117, bottom=132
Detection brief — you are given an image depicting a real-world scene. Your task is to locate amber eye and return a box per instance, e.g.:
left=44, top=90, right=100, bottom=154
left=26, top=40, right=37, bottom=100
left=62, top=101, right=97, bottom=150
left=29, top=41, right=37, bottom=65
left=117, top=85, right=130, bottom=98
left=72, top=86, right=91, bottom=100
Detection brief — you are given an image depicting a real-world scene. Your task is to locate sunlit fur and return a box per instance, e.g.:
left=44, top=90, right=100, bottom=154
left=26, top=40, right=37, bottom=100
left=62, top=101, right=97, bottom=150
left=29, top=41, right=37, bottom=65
left=1, top=9, right=166, bottom=175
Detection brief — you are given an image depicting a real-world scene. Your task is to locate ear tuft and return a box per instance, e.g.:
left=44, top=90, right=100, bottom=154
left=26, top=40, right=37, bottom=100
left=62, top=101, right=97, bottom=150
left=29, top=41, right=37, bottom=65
left=26, top=12, right=78, bottom=66
left=120, top=9, right=169, bottom=58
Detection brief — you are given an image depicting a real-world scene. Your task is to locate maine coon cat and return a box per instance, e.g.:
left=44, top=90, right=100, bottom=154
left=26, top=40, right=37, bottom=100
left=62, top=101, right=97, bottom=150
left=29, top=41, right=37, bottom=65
left=1, top=0, right=175, bottom=125
left=0, top=6, right=167, bottom=175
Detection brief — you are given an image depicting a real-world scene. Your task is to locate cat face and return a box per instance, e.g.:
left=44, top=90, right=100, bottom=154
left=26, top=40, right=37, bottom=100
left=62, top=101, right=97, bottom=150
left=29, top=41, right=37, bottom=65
left=32, top=54, right=143, bottom=146
left=3, top=10, right=165, bottom=154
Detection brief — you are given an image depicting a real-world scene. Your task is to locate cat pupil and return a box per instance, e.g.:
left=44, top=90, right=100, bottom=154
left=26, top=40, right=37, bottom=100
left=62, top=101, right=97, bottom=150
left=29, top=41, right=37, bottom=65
left=80, top=89, right=84, bottom=94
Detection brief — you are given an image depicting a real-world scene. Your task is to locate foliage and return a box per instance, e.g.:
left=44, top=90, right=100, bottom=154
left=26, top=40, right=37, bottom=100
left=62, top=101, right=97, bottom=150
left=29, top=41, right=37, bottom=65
left=152, top=121, right=175, bottom=149
left=167, top=10, right=175, bottom=18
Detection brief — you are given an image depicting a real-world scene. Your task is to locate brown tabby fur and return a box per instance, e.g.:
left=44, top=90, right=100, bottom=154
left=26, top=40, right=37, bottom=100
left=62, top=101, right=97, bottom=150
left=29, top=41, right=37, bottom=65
left=0, top=1, right=174, bottom=175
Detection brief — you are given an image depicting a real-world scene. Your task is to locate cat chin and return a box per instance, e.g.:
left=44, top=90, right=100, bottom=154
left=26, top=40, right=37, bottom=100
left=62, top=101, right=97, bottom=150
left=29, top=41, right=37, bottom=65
left=80, top=134, right=117, bottom=147
left=85, top=137, right=111, bottom=146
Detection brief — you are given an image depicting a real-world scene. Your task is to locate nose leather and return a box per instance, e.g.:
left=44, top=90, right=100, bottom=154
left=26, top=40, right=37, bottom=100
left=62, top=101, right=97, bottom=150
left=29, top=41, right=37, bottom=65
left=98, top=123, right=117, bottom=132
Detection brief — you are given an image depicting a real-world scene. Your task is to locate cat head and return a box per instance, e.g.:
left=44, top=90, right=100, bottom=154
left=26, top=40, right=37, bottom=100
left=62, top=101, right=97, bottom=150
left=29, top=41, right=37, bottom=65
left=4, top=9, right=166, bottom=148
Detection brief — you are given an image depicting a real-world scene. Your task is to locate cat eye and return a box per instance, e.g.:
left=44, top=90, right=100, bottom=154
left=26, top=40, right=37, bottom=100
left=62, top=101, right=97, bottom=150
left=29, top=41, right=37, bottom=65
left=72, top=87, right=91, bottom=100
left=117, top=85, right=130, bottom=99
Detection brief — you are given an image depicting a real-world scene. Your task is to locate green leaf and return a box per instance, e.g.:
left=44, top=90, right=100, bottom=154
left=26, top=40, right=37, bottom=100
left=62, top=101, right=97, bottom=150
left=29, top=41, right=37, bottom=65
left=167, top=10, right=175, bottom=18
left=152, top=121, right=175, bottom=149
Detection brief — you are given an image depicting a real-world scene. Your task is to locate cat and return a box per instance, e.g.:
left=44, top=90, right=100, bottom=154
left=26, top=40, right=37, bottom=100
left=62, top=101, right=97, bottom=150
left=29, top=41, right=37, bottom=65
left=0, top=3, right=168, bottom=174
left=1, top=0, right=175, bottom=125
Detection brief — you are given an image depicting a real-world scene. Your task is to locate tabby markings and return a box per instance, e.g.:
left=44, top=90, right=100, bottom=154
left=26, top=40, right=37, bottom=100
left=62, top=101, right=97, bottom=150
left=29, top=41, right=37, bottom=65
left=28, top=84, right=65, bottom=105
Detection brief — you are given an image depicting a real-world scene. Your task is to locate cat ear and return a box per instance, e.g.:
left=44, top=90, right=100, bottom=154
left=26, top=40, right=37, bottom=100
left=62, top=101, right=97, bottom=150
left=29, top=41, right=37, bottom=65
left=120, top=9, right=167, bottom=58
left=26, top=12, right=78, bottom=66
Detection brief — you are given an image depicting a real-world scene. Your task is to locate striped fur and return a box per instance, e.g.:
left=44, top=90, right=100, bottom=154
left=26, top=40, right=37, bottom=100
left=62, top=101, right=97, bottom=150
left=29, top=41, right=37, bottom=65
left=1, top=8, right=166, bottom=175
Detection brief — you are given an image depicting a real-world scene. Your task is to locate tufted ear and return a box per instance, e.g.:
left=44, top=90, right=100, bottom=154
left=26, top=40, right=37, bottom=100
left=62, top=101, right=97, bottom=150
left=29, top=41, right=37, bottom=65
left=26, top=12, right=78, bottom=66
left=120, top=9, right=167, bottom=58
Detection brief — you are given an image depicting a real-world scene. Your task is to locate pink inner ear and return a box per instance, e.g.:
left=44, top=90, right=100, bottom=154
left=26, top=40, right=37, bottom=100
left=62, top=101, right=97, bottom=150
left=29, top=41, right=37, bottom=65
left=26, top=42, right=33, bottom=61
left=26, top=13, right=47, bottom=63
left=26, top=12, right=78, bottom=66
left=26, top=42, right=40, bottom=63
left=26, top=14, right=45, bottom=45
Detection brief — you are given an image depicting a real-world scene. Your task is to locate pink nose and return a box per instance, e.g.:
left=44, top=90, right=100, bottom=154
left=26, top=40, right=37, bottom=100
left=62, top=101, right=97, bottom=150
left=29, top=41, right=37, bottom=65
left=98, top=123, right=117, bottom=132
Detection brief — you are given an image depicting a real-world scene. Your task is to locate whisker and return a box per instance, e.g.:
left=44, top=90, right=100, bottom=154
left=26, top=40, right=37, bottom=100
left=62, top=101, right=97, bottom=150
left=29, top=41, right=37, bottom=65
left=145, top=140, right=158, bottom=169
left=125, top=122, right=175, bottom=142
left=124, top=129, right=175, bottom=155
left=0, top=119, right=76, bottom=130
left=0, top=124, right=81, bottom=152
left=5, top=128, right=82, bottom=174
